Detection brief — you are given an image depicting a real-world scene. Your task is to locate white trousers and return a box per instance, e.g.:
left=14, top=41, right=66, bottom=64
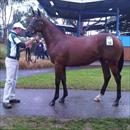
left=3, top=57, right=19, bottom=103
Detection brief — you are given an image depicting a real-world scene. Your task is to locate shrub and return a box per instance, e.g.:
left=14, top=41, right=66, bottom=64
left=0, top=44, right=6, bottom=60
left=19, top=58, right=54, bottom=69
left=0, top=44, right=6, bottom=68
left=0, top=44, right=54, bottom=69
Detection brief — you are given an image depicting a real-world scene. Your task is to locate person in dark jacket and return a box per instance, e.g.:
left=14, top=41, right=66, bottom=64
left=35, top=40, right=45, bottom=59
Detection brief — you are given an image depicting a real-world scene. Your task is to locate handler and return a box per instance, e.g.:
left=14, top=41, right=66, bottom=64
left=3, top=22, right=38, bottom=109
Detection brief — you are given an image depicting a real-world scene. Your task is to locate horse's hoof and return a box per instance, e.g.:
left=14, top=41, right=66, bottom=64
left=94, top=96, right=101, bottom=102
left=112, top=101, right=119, bottom=107
left=59, top=98, right=64, bottom=104
left=49, top=101, right=55, bottom=106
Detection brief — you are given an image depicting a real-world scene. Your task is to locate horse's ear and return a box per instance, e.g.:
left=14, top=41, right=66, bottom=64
left=31, top=7, right=35, bottom=16
left=37, top=9, right=41, bottom=17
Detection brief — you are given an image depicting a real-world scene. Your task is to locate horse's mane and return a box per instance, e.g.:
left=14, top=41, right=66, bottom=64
left=41, top=16, right=65, bottom=35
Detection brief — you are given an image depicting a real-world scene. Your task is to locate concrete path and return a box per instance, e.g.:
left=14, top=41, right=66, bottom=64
left=0, top=89, right=130, bottom=119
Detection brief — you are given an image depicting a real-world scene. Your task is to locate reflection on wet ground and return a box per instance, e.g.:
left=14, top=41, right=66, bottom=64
left=0, top=89, right=130, bottom=119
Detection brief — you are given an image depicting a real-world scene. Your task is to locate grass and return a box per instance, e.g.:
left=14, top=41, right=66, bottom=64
left=0, top=116, right=130, bottom=130
left=0, top=67, right=129, bottom=91
left=89, top=118, right=130, bottom=130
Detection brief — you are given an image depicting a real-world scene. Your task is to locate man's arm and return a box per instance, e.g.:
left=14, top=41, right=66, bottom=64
left=14, top=36, right=38, bottom=48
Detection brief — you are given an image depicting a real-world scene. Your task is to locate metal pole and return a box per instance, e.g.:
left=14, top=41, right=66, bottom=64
left=105, top=17, right=107, bottom=32
left=77, top=13, right=81, bottom=37
left=116, top=8, right=120, bottom=37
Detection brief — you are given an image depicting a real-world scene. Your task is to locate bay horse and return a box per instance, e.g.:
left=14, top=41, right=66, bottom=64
left=26, top=10, right=124, bottom=107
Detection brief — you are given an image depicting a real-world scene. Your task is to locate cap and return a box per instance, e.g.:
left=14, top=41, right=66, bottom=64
left=13, top=22, right=26, bottom=30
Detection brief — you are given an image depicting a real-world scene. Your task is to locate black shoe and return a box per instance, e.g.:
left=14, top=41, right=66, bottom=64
left=3, top=103, right=12, bottom=109
left=9, top=99, right=20, bottom=103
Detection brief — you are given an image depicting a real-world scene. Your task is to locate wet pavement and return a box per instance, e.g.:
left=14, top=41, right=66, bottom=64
left=0, top=89, right=130, bottom=119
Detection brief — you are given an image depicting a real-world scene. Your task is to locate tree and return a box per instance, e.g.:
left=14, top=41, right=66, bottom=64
left=0, top=0, right=26, bottom=44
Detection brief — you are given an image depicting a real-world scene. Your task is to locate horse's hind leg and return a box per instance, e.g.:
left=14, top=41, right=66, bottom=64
left=59, top=67, right=68, bottom=104
left=94, top=60, right=111, bottom=102
left=110, top=64, right=121, bottom=106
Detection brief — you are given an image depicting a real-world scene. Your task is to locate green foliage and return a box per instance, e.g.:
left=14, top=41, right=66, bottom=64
left=0, top=25, right=2, bottom=37
left=0, top=44, right=6, bottom=59
left=0, top=44, right=5, bottom=68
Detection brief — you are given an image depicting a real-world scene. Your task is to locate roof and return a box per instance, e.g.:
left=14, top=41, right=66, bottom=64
left=38, top=0, right=130, bottom=33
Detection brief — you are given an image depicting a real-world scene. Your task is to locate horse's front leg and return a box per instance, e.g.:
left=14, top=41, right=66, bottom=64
left=49, top=65, right=61, bottom=106
left=59, top=67, right=68, bottom=104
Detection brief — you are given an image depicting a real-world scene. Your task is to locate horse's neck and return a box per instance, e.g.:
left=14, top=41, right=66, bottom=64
left=41, top=18, right=65, bottom=46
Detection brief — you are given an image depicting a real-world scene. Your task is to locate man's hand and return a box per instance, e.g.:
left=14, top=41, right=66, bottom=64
left=26, top=43, right=32, bottom=48
left=25, top=37, right=36, bottom=46
left=35, top=35, right=40, bottom=41
left=33, top=35, right=40, bottom=43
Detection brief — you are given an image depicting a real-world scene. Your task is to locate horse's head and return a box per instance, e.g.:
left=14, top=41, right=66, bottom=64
left=26, top=9, right=43, bottom=37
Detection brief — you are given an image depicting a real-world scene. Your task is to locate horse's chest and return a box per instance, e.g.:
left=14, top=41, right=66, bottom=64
left=49, top=50, right=68, bottom=65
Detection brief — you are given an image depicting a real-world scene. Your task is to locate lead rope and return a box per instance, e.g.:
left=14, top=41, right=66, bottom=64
left=25, top=47, right=36, bottom=63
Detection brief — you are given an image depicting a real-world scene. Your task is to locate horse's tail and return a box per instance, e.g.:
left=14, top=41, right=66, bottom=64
left=118, top=49, right=124, bottom=73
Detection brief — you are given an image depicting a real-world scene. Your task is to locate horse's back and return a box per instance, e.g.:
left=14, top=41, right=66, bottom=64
left=51, top=33, right=123, bottom=66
